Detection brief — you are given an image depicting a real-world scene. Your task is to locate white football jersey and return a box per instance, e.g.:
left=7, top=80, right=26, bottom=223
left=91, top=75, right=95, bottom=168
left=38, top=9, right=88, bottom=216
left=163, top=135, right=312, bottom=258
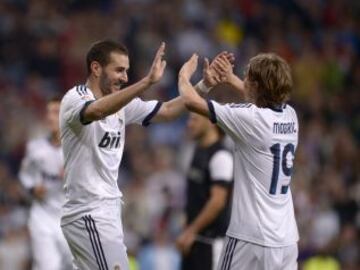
left=59, top=85, right=160, bottom=225
left=19, top=138, right=65, bottom=219
left=208, top=100, right=299, bottom=247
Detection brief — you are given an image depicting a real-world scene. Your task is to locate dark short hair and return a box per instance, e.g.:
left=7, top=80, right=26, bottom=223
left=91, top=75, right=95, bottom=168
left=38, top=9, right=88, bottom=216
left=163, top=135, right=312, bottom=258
left=86, top=40, right=129, bottom=75
left=246, top=53, right=292, bottom=107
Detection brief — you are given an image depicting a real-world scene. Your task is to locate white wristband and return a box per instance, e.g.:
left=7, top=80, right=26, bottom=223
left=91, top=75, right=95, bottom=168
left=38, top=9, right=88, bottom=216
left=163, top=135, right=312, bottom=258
left=196, top=80, right=213, bottom=94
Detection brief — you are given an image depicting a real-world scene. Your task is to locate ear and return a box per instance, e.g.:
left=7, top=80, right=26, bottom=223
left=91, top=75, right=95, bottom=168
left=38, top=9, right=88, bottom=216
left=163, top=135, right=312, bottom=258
left=90, top=61, right=102, bottom=77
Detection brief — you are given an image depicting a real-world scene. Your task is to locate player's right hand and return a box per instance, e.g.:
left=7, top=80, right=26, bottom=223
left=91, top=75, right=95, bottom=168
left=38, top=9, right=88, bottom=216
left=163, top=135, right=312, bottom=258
left=146, top=42, right=167, bottom=84
left=204, top=51, right=235, bottom=87
left=212, top=52, right=235, bottom=84
left=179, top=53, right=199, bottom=81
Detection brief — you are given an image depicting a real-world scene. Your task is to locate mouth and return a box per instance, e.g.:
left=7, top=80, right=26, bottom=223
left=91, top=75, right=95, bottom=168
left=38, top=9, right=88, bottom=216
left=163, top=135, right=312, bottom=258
left=113, top=84, right=122, bottom=91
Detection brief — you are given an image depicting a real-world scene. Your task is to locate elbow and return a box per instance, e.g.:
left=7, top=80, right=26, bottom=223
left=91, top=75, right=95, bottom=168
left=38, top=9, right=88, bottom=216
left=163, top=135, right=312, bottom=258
left=184, top=98, right=198, bottom=112
left=211, top=197, right=227, bottom=213
left=158, top=104, right=174, bottom=122
left=85, top=105, right=105, bottom=122
left=215, top=200, right=227, bottom=212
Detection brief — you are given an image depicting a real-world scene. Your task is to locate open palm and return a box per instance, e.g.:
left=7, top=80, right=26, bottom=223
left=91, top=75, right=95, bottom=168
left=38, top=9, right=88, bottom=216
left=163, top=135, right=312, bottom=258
left=147, top=42, right=167, bottom=84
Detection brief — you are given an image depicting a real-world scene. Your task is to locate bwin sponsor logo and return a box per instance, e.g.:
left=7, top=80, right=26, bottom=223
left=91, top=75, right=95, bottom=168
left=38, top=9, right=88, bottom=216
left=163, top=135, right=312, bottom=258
left=98, top=132, right=121, bottom=149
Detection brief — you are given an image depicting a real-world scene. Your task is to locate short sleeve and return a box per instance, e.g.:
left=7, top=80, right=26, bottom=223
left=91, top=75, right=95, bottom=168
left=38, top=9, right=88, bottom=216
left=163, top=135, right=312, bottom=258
left=209, top=150, right=233, bottom=184
left=18, top=142, right=41, bottom=189
left=208, top=100, right=254, bottom=143
left=124, top=97, right=162, bottom=126
left=61, top=86, right=95, bottom=127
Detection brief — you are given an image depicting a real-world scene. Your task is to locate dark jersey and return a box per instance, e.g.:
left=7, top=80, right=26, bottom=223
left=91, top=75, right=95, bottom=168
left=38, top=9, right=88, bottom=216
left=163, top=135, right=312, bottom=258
left=185, top=140, right=233, bottom=238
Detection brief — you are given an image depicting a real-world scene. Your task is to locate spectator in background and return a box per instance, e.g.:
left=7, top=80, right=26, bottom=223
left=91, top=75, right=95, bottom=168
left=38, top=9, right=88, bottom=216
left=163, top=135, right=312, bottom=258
left=177, top=112, right=233, bottom=270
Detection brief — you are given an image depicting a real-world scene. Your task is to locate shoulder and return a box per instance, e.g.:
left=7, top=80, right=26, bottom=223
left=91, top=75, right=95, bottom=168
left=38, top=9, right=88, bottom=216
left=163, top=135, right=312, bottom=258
left=62, top=85, right=94, bottom=104
left=209, top=148, right=233, bottom=180
left=210, top=149, right=233, bottom=164
left=25, top=137, right=48, bottom=157
left=227, top=102, right=254, bottom=109
left=212, top=101, right=255, bottom=111
left=211, top=101, right=256, bottom=122
left=284, top=104, right=297, bottom=114
left=27, top=137, right=47, bottom=149
left=284, top=104, right=298, bottom=120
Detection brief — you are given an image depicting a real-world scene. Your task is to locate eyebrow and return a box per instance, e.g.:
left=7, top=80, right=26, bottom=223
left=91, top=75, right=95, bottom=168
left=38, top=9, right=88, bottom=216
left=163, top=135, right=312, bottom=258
left=115, top=66, right=129, bottom=71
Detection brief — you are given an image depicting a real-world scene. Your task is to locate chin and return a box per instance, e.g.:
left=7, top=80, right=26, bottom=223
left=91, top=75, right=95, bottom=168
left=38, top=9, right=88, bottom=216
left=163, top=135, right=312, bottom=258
left=111, top=87, right=122, bottom=93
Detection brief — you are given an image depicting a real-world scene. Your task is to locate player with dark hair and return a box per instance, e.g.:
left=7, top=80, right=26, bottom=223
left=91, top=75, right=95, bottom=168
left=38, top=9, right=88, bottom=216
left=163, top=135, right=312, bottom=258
left=177, top=112, right=233, bottom=270
left=178, top=53, right=299, bottom=270
left=19, top=97, right=73, bottom=270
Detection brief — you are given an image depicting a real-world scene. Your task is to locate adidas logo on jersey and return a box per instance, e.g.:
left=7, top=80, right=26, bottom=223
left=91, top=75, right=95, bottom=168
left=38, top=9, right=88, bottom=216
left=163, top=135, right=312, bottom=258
left=98, top=132, right=121, bottom=149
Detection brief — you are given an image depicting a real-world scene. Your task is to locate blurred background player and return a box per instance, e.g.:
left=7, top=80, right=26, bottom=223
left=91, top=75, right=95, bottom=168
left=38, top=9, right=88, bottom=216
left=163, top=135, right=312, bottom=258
left=19, top=97, right=73, bottom=270
left=177, top=112, right=233, bottom=270
left=178, top=53, right=299, bottom=270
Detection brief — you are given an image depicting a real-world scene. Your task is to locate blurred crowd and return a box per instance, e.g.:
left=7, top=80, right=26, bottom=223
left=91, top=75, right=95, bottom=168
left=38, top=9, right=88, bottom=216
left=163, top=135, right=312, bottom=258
left=0, top=0, right=359, bottom=269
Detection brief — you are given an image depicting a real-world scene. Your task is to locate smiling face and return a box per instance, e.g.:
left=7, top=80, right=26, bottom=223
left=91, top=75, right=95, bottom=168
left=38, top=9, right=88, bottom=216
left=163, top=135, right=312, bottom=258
left=86, top=40, right=130, bottom=96
left=98, top=52, right=129, bottom=96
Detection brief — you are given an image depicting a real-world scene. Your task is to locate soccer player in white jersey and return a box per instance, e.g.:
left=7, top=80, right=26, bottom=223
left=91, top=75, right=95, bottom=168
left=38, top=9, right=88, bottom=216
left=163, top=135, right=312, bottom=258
left=19, top=98, right=73, bottom=270
left=178, top=53, right=299, bottom=270
left=59, top=40, right=233, bottom=270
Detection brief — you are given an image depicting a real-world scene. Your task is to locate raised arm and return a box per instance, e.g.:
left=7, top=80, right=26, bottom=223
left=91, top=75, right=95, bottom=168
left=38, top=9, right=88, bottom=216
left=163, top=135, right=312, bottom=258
left=178, top=54, right=210, bottom=117
left=195, top=51, right=235, bottom=94
left=211, top=54, right=248, bottom=99
left=82, top=43, right=167, bottom=123
left=151, top=52, right=235, bottom=123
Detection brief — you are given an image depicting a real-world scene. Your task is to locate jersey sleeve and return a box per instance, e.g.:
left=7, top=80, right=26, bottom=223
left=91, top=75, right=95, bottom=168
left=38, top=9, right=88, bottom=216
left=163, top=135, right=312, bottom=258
left=124, top=97, right=162, bottom=126
left=61, top=86, right=95, bottom=127
left=208, top=100, right=254, bottom=143
left=209, top=150, right=233, bottom=186
left=18, top=142, right=41, bottom=189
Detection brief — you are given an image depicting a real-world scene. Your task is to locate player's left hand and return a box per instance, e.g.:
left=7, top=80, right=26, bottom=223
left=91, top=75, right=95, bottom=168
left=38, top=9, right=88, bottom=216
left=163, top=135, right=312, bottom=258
left=147, top=42, right=167, bottom=84
left=176, top=228, right=196, bottom=255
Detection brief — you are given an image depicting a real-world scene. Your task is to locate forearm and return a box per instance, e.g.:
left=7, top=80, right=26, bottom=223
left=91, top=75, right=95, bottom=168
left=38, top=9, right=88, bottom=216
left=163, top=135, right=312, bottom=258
left=84, top=78, right=152, bottom=122
left=187, top=197, right=225, bottom=234
left=179, top=76, right=209, bottom=117
left=152, top=96, right=185, bottom=122
left=228, top=74, right=247, bottom=99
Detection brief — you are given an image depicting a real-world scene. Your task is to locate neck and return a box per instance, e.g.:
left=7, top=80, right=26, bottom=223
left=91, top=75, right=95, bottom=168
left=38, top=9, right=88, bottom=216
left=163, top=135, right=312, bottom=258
left=198, top=129, right=220, bottom=147
left=49, top=131, right=61, bottom=147
left=86, top=77, right=103, bottom=99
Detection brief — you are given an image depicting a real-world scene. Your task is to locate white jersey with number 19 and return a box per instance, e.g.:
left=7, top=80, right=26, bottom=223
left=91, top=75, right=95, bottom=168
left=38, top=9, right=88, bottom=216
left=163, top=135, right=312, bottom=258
left=208, top=100, right=299, bottom=247
left=59, top=85, right=161, bottom=225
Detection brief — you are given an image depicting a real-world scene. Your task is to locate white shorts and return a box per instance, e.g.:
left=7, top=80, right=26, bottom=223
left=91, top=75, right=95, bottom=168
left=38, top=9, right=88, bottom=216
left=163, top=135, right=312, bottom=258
left=28, top=208, right=73, bottom=270
left=61, top=199, right=128, bottom=270
left=217, top=237, right=298, bottom=270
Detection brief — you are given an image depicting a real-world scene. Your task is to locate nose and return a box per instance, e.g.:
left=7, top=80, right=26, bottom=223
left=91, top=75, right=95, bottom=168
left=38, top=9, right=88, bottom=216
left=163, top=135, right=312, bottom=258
left=120, top=72, right=128, bottom=83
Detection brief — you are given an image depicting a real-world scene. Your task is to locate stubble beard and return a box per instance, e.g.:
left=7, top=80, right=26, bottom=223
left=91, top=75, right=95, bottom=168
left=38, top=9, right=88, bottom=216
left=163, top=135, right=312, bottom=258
left=99, top=72, right=113, bottom=96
